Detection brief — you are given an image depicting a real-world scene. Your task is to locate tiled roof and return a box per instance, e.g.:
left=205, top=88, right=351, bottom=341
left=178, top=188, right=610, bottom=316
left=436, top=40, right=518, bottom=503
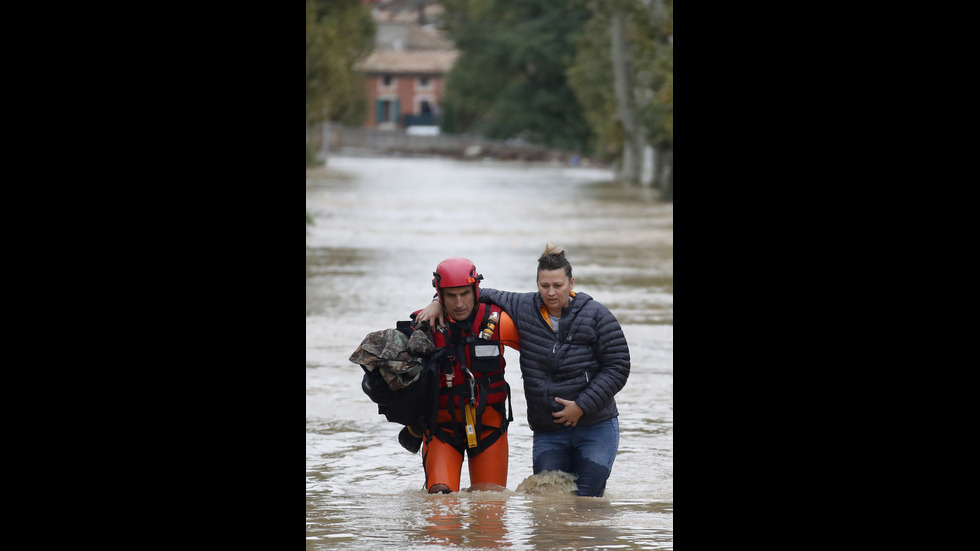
left=356, top=49, right=458, bottom=74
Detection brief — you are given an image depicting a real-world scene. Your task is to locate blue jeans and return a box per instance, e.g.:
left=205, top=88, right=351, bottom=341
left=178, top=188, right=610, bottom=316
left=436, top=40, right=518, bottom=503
left=532, top=418, right=619, bottom=497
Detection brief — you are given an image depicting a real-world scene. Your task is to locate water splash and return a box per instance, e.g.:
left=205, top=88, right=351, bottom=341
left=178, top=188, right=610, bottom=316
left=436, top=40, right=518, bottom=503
left=515, top=471, right=578, bottom=495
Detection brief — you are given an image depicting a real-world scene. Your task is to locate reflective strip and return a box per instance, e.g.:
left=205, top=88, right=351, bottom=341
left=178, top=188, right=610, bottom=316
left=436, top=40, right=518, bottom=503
left=473, top=344, right=500, bottom=358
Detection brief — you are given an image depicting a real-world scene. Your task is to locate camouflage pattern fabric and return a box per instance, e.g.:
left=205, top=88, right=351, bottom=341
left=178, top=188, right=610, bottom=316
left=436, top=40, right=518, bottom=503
left=349, top=327, right=435, bottom=390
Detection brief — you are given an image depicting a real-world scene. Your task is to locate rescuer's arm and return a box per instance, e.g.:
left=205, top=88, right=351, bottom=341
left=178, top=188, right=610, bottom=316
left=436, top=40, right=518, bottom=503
left=414, top=297, right=446, bottom=329
left=498, top=311, right=520, bottom=351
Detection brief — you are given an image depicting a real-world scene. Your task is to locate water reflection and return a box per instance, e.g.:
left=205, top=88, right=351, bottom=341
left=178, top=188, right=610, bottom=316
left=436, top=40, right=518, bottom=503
left=307, top=155, right=672, bottom=550
left=416, top=493, right=509, bottom=548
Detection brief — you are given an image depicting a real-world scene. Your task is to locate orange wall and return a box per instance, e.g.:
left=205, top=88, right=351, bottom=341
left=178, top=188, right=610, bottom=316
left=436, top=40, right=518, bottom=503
left=363, top=73, right=447, bottom=128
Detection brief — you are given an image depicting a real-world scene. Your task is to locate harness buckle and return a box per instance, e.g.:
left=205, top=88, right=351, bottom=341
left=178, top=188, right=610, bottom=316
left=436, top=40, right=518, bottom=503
left=463, top=365, right=477, bottom=406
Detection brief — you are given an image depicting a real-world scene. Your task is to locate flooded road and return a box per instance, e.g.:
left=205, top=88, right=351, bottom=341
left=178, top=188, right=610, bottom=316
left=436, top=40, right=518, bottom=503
left=306, top=155, right=673, bottom=550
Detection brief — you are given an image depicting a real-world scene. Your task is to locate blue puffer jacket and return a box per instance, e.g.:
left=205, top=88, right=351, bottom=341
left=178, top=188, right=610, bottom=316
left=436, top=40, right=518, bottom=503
left=480, top=288, right=630, bottom=432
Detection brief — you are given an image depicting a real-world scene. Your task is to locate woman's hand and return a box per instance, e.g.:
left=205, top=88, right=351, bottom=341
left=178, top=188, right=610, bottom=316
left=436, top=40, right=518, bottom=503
left=552, top=397, right=583, bottom=427
left=414, top=299, right=447, bottom=330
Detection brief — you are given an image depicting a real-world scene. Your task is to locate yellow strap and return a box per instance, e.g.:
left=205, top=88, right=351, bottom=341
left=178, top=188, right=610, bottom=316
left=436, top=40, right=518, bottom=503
left=464, top=403, right=478, bottom=448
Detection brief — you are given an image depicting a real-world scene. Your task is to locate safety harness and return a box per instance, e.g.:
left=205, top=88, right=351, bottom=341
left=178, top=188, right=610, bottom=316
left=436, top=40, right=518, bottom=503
left=424, top=303, right=512, bottom=457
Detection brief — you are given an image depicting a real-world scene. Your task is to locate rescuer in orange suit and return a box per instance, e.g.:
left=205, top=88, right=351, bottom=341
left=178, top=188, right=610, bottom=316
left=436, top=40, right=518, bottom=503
left=411, top=258, right=520, bottom=494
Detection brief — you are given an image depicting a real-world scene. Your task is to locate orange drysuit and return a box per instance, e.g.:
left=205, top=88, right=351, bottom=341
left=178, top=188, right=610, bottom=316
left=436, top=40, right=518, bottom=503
left=421, top=307, right=519, bottom=493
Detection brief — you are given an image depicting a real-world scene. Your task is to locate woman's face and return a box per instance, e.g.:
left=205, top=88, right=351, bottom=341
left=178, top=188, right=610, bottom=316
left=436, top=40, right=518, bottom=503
left=537, top=268, right=574, bottom=315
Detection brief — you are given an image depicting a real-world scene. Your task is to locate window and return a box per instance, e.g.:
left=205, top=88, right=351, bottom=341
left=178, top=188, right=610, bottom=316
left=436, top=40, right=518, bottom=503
left=376, top=98, right=400, bottom=124
left=382, top=75, right=393, bottom=87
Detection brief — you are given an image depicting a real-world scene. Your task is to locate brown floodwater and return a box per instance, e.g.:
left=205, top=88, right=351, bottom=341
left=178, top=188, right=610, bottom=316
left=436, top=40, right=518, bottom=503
left=306, top=154, right=673, bottom=550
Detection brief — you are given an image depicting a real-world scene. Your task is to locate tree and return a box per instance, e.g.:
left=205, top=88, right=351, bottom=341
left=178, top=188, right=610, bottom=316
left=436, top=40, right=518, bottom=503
left=568, top=0, right=673, bottom=198
left=438, top=0, right=594, bottom=151
left=635, top=0, right=673, bottom=199
left=610, top=7, right=643, bottom=185
left=305, top=0, right=375, bottom=128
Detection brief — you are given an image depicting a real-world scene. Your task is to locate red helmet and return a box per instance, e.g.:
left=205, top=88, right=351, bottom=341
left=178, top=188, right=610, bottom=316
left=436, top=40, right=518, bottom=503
left=432, top=257, right=483, bottom=303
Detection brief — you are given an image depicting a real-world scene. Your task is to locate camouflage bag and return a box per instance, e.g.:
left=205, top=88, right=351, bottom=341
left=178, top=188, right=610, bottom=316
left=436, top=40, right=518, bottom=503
left=349, top=321, right=434, bottom=390
left=350, top=320, right=441, bottom=427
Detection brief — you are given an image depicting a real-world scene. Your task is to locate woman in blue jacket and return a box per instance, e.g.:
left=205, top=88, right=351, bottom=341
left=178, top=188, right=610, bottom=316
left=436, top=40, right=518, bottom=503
left=416, top=243, right=630, bottom=497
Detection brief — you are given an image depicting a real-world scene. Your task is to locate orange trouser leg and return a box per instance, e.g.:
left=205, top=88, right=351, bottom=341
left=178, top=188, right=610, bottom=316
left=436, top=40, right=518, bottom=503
left=422, top=405, right=509, bottom=492
left=422, top=409, right=464, bottom=493
left=469, top=405, right=508, bottom=489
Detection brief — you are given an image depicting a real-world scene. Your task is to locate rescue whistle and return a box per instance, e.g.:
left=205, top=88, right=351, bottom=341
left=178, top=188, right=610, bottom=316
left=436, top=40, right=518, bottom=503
left=464, top=403, right=478, bottom=448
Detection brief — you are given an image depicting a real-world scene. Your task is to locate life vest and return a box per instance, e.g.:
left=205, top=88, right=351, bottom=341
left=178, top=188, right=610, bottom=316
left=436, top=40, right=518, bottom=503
left=427, top=303, right=512, bottom=455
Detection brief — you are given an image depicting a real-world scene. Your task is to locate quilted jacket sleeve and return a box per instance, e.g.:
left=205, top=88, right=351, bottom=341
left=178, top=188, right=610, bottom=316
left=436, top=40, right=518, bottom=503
left=480, top=287, right=532, bottom=319
left=574, top=305, right=630, bottom=417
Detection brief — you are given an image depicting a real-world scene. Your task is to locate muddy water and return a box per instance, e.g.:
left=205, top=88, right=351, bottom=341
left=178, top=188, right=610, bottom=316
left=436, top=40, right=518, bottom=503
left=306, top=155, right=673, bottom=550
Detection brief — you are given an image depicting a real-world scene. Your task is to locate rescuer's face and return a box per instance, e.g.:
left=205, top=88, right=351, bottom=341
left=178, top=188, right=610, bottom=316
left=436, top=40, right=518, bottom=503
left=441, top=285, right=475, bottom=322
